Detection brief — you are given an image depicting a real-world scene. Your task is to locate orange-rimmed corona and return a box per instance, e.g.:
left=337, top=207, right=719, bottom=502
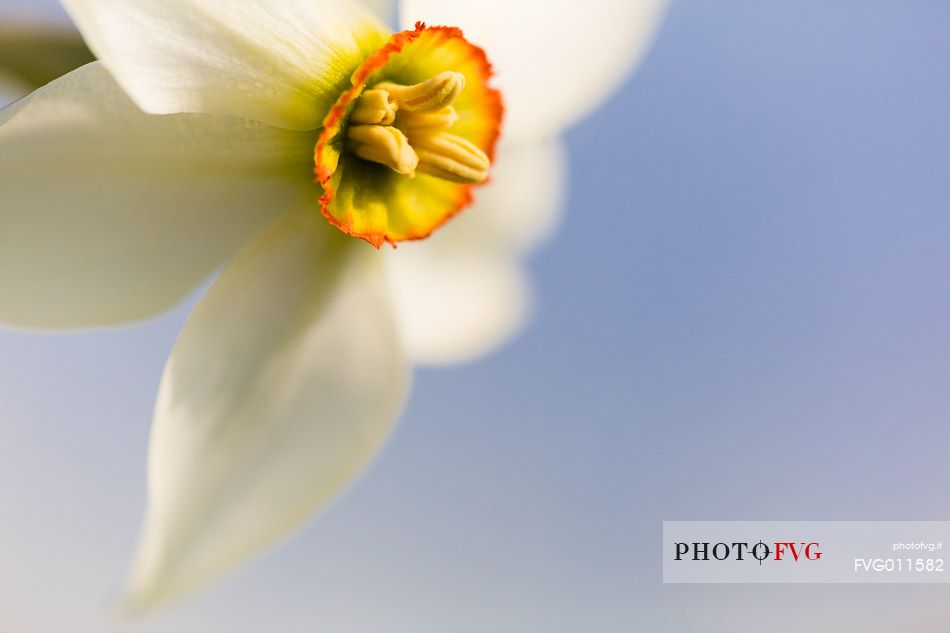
left=315, top=22, right=504, bottom=248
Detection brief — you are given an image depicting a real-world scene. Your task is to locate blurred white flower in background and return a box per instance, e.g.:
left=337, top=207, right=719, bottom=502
left=0, top=0, right=665, bottom=610
left=0, top=17, right=94, bottom=101
left=0, top=68, right=25, bottom=101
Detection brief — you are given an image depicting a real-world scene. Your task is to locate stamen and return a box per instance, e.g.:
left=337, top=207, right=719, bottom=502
left=346, top=125, right=419, bottom=176
left=411, top=131, right=490, bottom=184
left=349, top=89, right=397, bottom=125
left=395, top=106, right=459, bottom=133
left=376, top=71, right=466, bottom=112
left=343, top=71, right=491, bottom=185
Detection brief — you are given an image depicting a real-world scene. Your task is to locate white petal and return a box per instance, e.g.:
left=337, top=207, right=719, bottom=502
left=360, top=0, right=395, bottom=25
left=61, top=0, right=387, bottom=129
left=400, top=0, right=667, bottom=140
left=445, top=138, right=568, bottom=255
left=0, top=63, right=316, bottom=329
left=385, top=237, right=531, bottom=366
left=126, top=208, right=409, bottom=608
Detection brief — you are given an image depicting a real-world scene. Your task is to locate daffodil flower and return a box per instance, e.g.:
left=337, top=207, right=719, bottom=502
left=0, top=0, right=665, bottom=608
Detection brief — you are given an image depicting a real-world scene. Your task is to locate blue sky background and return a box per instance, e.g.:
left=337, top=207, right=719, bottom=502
left=2, top=1, right=950, bottom=631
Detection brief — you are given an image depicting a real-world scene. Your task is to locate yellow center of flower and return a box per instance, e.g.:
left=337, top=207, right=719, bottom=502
left=314, top=23, right=503, bottom=248
left=345, top=71, right=491, bottom=184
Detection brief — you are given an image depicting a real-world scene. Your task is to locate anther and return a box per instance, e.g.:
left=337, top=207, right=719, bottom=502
left=395, top=106, right=460, bottom=133
left=346, top=125, right=419, bottom=176
left=375, top=71, right=466, bottom=112
left=349, top=89, right=397, bottom=125
left=411, top=131, right=490, bottom=184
